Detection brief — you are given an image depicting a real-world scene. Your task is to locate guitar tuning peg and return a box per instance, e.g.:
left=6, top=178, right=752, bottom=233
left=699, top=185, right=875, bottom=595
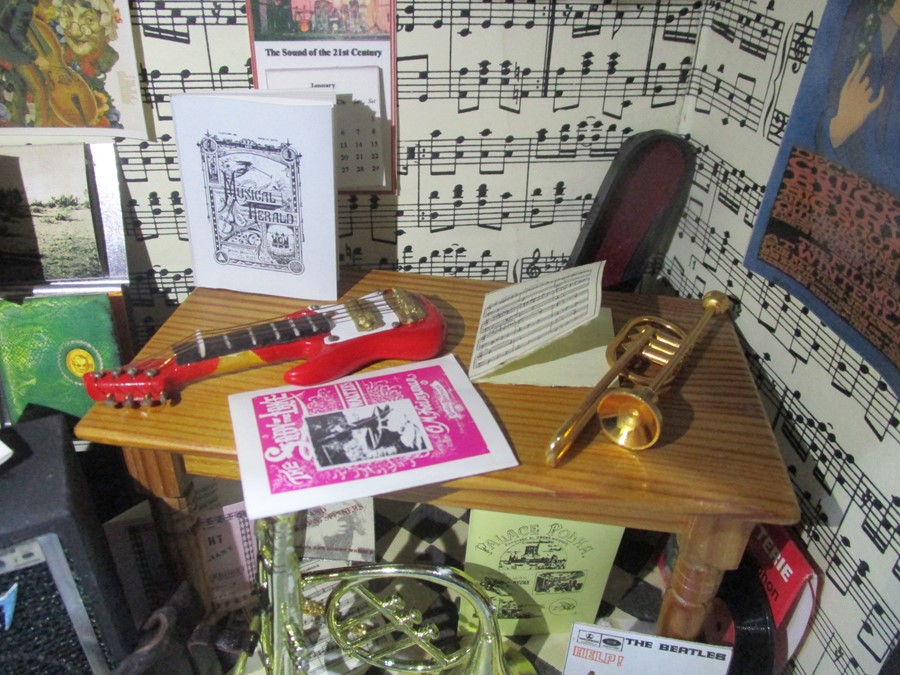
left=158, top=392, right=169, bottom=405
left=146, top=368, right=160, bottom=378
left=104, top=394, right=117, bottom=407
left=140, top=394, right=154, bottom=408
left=127, top=367, right=139, bottom=377
left=123, top=395, right=135, bottom=407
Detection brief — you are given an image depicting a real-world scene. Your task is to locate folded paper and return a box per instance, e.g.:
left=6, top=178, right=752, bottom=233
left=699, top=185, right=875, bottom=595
left=469, top=261, right=613, bottom=387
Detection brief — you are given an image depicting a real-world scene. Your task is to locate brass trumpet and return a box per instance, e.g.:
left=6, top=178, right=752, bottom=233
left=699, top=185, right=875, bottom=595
left=546, top=291, right=732, bottom=465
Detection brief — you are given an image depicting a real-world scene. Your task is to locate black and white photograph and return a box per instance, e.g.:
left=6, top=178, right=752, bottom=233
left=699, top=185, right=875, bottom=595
left=0, top=145, right=102, bottom=286
left=305, top=399, right=430, bottom=468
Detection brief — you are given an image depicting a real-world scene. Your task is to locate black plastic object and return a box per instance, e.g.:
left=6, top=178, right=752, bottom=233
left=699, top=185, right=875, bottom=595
left=709, top=554, right=778, bottom=675
left=0, top=414, right=137, bottom=670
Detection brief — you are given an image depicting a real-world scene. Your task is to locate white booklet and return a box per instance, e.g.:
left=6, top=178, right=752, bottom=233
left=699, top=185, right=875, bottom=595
left=172, top=91, right=339, bottom=300
left=265, top=66, right=389, bottom=192
left=229, top=354, right=518, bottom=519
left=562, top=623, right=732, bottom=674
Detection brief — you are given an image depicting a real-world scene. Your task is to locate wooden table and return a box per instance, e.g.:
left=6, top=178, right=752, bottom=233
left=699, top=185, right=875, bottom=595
left=75, top=268, right=799, bottom=641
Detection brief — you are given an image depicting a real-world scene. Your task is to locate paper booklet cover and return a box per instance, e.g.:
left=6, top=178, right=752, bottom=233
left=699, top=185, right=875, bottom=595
left=172, top=91, right=339, bottom=301
left=229, top=354, right=518, bottom=519
left=562, top=624, right=732, bottom=674
left=463, top=510, right=623, bottom=636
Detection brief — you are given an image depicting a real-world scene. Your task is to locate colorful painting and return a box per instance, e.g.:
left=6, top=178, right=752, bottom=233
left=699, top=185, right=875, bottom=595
left=0, top=0, right=145, bottom=137
left=249, top=0, right=392, bottom=39
left=747, top=0, right=900, bottom=394
left=0, top=293, right=120, bottom=423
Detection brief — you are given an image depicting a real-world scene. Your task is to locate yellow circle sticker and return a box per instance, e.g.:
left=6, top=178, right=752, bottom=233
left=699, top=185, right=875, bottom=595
left=65, top=348, right=96, bottom=377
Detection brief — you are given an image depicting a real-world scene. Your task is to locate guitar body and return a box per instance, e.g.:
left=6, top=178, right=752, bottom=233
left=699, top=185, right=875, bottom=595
left=84, top=289, right=447, bottom=406
left=279, top=297, right=446, bottom=386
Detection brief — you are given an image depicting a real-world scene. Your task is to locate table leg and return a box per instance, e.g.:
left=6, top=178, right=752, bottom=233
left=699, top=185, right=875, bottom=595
left=656, top=517, right=753, bottom=640
left=122, top=446, right=212, bottom=610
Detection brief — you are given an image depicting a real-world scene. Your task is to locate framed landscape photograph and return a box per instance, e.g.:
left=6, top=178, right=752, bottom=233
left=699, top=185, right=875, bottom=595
left=0, top=142, right=128, bottom=297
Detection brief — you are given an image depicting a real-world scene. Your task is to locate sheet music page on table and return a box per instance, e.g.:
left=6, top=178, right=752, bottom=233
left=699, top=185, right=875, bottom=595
left=469, top=261, right=605, bottom=382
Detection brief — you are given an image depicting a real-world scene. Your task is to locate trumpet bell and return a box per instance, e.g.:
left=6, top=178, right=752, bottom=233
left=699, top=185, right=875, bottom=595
left=596, top=388, right=662, bottom=450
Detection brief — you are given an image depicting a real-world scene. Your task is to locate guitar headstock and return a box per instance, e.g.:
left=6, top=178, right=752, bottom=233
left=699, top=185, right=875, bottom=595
left=83, top=358, right=176, bottom=407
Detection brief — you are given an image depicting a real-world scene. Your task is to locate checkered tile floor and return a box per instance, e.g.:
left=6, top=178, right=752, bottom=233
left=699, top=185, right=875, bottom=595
left=371, top=499, right=670, bottom=674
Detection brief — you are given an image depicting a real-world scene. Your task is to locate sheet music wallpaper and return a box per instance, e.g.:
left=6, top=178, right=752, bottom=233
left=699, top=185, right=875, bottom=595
left=119, top=1, right=897, bottom=672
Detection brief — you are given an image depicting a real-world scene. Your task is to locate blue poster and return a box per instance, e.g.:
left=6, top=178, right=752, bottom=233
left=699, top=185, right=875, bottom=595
left=746, top=0, right=900, bottom=395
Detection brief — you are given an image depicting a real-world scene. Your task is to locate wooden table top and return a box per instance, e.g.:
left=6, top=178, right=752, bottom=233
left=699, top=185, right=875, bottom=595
left=76, top=269, right=799, bottom=533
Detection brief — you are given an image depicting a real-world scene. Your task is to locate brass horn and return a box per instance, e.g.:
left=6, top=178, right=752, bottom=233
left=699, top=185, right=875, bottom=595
left=248, top=514, right=535, bottom=675
left=546, top=291, right=732, bottom=465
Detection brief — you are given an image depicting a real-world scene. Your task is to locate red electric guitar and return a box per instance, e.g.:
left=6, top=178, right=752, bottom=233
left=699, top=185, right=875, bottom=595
left=83, top=288, right=446, bottom=407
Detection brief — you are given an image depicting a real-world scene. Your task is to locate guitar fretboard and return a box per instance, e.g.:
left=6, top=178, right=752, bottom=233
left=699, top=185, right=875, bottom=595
left=173, top=312, right=333, bottom=364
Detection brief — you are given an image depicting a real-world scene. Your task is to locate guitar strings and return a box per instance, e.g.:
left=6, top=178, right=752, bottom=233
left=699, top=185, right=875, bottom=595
left=167, top=296, right=407, bottom=361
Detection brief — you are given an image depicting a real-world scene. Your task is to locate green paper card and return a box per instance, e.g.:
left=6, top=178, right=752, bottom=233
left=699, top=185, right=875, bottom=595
left=0, top=294, right=120, bottom=423
left=463, top=510, right=624, bottom=636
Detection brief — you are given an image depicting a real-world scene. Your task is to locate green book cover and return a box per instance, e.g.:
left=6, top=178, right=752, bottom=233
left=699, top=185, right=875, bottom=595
left=0, top=294, right=120, bottom=423
left=463, top=510, right=624, bottom=636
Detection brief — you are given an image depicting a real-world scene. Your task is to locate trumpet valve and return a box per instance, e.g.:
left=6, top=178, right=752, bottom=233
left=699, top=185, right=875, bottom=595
left=607, top=318, right=687, bottom=389
left=643, top=332, right=682, bottom=365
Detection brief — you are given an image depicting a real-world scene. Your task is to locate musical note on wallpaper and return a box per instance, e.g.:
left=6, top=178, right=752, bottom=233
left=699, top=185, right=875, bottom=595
left=673, top=200, right=898, bottom=443
left=391, top=244, right=509, bottom=280
left=131, top=0, right=247, bottom=43
left=512, top=248, right=569, bottom=282
left=337, top=180, right=591, bottom=238
left=117, top=136, right=181, bottom=183
left=397, top=54, right=694, bottom=113
left=742, top=353, right=898, bottom=665
left=126, top=266, right=195, bottom=309
left=140, top=63, right=254, bottom=120
left=707, top=1, right=785, bottom=61
left=125, top=192, right=189, bottom=242
left=400, top=122, right=629, bottom=176
left=789, top=11, right=818, bottom=72
left=808, top=612, right=867, bottom=674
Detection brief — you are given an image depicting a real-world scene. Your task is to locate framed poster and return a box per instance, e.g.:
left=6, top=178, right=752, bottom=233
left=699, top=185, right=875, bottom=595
left=0, top=0, right=147, bottom=141
left=0, top=143, right=128, bottom=297
left=746, top=0, right=900, bottom=394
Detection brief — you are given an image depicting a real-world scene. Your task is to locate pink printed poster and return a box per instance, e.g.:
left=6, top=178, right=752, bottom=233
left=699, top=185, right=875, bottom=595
left=229, top=355, right=518, bottom=519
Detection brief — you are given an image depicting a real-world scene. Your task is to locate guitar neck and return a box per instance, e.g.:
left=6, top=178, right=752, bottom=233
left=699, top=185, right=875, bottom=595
left=172, top=311, right=332, bottom=365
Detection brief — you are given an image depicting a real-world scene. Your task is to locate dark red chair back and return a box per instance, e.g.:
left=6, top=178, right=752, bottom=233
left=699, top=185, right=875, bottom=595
left=568, top=131, right=696, bottom=292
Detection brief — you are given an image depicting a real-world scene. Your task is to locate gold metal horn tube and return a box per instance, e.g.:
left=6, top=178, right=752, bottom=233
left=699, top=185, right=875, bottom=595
left=596, top=290, right=733, bottom=450
left=546, top=325, right=657, bottom=467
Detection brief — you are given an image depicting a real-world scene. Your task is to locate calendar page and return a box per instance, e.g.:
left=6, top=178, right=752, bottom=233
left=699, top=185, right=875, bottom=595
left=171, top=91, right=340, bottom=300
left=266, top=67, right=388, bottom=191
left=334, top=96, right=386, bottom=190
left=246, top=0, right=397, bottom=192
